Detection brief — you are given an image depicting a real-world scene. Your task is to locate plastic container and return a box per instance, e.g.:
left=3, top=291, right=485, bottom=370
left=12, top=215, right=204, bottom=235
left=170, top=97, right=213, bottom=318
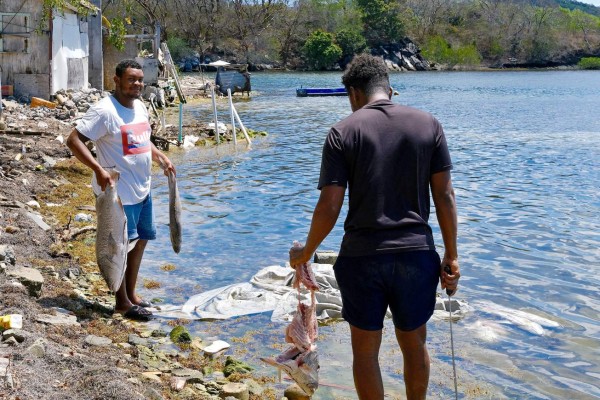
left=0, top=314, right=23, bottom=330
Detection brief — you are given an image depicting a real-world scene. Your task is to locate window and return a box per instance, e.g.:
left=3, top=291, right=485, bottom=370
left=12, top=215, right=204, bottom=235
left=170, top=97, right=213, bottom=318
left=0, top=13, right=31, bottom=53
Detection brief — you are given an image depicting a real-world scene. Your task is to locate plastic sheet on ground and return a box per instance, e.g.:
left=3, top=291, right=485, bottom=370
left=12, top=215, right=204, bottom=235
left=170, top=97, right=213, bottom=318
left=155, top=263, right=470, bottom=323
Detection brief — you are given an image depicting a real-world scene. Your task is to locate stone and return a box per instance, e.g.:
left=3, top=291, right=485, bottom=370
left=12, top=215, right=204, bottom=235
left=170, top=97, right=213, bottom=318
left=84, top=335, right=113, bottom=347
left=223, top=356, right=253, bottom=377
left=6, top=266, right=44, bottom=297
left=242, top=379, right=263, bottom=396
left=314, top=250, right=338, bottom=265
left=219, top=382, right=249, bottom=400
left=203, top=340, right=230, bottom=356
left=128, top=334, right=148, bottom=347
left=26, top=338, right=46, bottom=358
left=26, top=200, right=40, bottom=209
left=0, top=245, right=16, bottom=265
left=3, top=337, right=19, bottom=346
left=5, top=226, right=19, bottom=234
left=140, top=371, right=162, bottom=382
left=26, top=211, right=51, bottom=231
left=169, top=325, right=192, bottom=344
left=170, top=376, right=187, bottom=391
left=36, top=313, right=79, bottom=326
left=2, top=329, right=27, bottom=343
left=144, top=387, right=165, bottom=400
left=172, top=368, right=204, bottom=383
left=284, top=384, right=310, bottom=400
left=0, top=357, right=9, bottom=375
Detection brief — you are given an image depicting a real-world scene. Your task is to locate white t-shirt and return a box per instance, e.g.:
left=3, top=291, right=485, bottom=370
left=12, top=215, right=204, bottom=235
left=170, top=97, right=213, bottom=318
left=76, top=96, right=152, bottom=205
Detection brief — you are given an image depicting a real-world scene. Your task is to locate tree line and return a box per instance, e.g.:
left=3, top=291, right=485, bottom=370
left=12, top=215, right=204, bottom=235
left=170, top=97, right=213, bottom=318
left=102, top=0, right=600, bottom=69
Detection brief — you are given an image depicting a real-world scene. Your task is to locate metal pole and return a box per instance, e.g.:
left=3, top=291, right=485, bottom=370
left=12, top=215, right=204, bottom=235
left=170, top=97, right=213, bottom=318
left=227, top=88, right=237, bottom=148
left=178, top=102, right=183, bottom=145
left=210, top=86, right=220, bottom=144
left=232, top=105, right=252, bottom=148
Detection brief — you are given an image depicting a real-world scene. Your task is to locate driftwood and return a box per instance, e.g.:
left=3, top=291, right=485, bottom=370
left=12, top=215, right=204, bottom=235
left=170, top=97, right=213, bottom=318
left=60, top=225, right=96, bottom=242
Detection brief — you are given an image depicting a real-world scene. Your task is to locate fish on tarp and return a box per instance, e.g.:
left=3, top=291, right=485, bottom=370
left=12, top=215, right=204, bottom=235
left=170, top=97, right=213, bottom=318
left=95, top=170, right=128, bottom=292
left=167, top=169, right=182, bottom=253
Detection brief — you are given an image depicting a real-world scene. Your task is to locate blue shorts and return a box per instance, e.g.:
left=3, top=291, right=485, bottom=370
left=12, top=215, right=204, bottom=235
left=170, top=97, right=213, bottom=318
left=333, top=250, right=441, bottom=331
left=123, top=194, right=156, bottom=241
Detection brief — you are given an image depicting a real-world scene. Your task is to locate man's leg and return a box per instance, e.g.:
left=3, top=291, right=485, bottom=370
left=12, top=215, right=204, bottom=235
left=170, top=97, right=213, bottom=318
left=124, top=239, right=147, bottom=305
left=395, top=324, right=430, bottom=400
left=350, top=324, right=384, bottom=400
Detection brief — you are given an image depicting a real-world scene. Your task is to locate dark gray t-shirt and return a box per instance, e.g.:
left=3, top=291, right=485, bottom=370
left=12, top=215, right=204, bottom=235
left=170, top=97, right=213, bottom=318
left=318, top=99, right=452, bottom=257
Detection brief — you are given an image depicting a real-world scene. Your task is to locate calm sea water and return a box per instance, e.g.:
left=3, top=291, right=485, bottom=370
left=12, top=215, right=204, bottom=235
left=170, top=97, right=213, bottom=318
left=143, top=71, right=600, bottom=399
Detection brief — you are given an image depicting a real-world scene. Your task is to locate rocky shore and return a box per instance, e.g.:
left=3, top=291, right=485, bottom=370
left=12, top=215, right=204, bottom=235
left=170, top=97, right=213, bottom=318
left=0, top=82, right=299, bottom=400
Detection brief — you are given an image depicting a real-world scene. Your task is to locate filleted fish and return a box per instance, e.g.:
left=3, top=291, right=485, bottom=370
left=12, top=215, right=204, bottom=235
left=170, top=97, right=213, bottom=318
left=95, top=170, right=128, bottom=292
left=261, top=241, right=320, bottom=395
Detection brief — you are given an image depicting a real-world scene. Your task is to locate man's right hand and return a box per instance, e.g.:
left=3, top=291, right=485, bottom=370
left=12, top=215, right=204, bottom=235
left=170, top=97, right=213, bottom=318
left=95, top=167, right=115, bottom=191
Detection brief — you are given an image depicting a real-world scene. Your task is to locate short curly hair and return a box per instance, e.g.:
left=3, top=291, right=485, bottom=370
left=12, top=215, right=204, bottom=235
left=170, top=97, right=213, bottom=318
left=341, top=54, right=390, bottom=96
left=115, top=59, right=142, bottom=77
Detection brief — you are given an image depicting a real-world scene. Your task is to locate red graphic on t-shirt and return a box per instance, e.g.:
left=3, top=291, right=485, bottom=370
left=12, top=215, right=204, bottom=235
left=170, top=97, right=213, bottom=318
left=121, top=122, right=151, bottom=155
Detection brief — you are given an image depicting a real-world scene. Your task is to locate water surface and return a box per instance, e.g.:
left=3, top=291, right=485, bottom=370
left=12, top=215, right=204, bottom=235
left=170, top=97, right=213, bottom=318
left=144, top=70, right=600, bottom=399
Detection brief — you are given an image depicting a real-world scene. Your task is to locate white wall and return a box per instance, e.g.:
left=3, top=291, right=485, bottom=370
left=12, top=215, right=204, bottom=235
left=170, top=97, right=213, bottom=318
left=51, top=11, right=89, bottom=93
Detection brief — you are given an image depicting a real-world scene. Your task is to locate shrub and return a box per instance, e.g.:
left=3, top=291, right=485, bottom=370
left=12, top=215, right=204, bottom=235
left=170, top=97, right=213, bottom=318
left=578, top=57, right=600, bottom=70
left=422, top=35, right=481, bottom=67
left=335, top=28, right=368, bottom=58
left=302, top=30, right=343, bottom=70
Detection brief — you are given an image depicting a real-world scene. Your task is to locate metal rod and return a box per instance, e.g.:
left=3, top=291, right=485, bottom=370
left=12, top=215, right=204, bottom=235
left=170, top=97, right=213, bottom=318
left=227, top=88, right=237, bottom=148
left=232, top=105, right=252, bottom=148
left=178, top=103, right=183, bottom=145
left=210, top=86, right=220, bottom=144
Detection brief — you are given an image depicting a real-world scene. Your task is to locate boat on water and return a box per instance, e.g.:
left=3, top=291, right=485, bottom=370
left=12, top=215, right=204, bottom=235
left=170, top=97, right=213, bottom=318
left=296, top=87, right=347, bottom=97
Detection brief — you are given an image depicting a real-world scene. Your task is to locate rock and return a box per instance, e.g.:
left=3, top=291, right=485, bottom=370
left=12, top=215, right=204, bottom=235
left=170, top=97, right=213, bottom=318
left=26, top=200, right=40, bottom=209
left=219, top=382, right=249, bottom=400
left=0, top=357, right=9, bottom=375
left=314, top=250, right=338, bottom=265
left=5, top=226, right=19, bottom=234
left=203, top=340, right=230, bottom=356
left=0, top=245, right=16, bottom=265
left=84, top=335, right=113, bottom=347
left=140, top=371, right=162, bottom=382
left=26, top=211, right=51, bottom=231
left=151, top=328, right=167, bottom=338
left=6, top=266, right=44, bottom=297
left=284, top=384, right=311, bottom=400
left=223, top=356, right=253, bottom=377
left=128, top=334, right=148, bottom=347
left=172, top=368, right=204, bottom=383
left=26, top=338, right=46, bottom=358
left=169, top=325, right=192, bottom=344
left=3, top=336, right=19, bottom=346
left=242, top=379, right=263, bottom=396
left=144, top=387, right=165, bottom=400
left=2, top=329, right=27, bottom=343
left=36, top=313, right=79, bottom=326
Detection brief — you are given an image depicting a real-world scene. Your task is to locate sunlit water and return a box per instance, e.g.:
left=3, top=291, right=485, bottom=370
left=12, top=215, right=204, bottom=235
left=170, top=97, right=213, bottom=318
left=142, top=71, right=600, bottom=399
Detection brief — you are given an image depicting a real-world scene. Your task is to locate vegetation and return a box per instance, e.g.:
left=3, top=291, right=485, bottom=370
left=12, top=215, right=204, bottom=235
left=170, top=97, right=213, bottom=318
left=578, top=56, right=600, bottom=69
left=99, top=0, right=600, bottom=69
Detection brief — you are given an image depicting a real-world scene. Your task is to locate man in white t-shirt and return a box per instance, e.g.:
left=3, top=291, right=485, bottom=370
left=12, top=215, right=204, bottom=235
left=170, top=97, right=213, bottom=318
left=67, top=59, right=175, bottom=321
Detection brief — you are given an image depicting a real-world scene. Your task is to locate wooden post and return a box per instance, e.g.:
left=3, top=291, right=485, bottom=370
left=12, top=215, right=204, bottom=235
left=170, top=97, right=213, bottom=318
left=210, top=86, right=220, bottom=144
left=227, top=89, right=237, bottom=148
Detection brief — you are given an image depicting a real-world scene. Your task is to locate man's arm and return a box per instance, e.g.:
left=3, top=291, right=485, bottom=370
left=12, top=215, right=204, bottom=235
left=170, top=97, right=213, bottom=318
left=151, top=142, right=176, bottom=176
left=431, top=170, right=460, bottom=295
left=66, top=128, right=113, bottom=191
left=289, top=185, right=345, bottom=266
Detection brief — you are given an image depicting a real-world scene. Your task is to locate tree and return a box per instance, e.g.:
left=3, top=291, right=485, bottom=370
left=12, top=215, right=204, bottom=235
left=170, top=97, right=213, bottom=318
left=335, top=28, right=367, bottom=58
left=356, top=0, right=405, bottom=47
left=302, top=30, right=342, bottom=70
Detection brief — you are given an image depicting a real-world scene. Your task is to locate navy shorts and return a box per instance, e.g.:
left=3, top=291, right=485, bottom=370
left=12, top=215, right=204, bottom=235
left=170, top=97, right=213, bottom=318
left=333, top=250, right=441, bottom=331
left=123, top=194, right=156, bottom=241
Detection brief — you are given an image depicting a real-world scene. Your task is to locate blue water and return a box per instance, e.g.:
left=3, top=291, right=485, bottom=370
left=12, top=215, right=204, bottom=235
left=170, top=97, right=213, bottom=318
left=144, top=71, right=600, bottom=399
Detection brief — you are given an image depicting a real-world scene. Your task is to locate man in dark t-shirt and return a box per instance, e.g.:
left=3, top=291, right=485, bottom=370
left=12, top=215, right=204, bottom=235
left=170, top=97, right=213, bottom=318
left=290, top=54, right=460, bottom=399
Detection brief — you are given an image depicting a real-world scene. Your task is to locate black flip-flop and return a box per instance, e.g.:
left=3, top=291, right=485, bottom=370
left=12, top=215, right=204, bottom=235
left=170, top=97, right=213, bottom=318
left=123, top=305, right=153, bottom=321
left=137, top=299, right=154, bottom=308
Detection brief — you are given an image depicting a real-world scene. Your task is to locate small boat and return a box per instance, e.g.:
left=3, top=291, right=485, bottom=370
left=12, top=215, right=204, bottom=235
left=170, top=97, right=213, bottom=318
left=296, top=87, right=347, bottom=97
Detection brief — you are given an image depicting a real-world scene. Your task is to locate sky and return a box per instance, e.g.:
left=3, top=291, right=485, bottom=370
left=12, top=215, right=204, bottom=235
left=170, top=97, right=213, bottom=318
left=580, top=0, right=600, bottom=6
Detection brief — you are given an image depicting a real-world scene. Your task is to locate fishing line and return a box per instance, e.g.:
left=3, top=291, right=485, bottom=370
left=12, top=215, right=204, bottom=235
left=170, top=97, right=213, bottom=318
left=444, top=265, right=459, bottom=400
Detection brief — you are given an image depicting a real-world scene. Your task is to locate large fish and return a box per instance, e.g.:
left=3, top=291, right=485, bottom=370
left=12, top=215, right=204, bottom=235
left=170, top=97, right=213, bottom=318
left=167, top=170, right=182, bottom=253
left=95, top=170, right=128, bottom=292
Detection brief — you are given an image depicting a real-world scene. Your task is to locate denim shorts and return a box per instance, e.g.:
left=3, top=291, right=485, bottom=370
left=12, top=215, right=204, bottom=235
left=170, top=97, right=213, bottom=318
left=123, top=194, right=156, bottom=241
left=333, top=250, right=441, bottom=331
